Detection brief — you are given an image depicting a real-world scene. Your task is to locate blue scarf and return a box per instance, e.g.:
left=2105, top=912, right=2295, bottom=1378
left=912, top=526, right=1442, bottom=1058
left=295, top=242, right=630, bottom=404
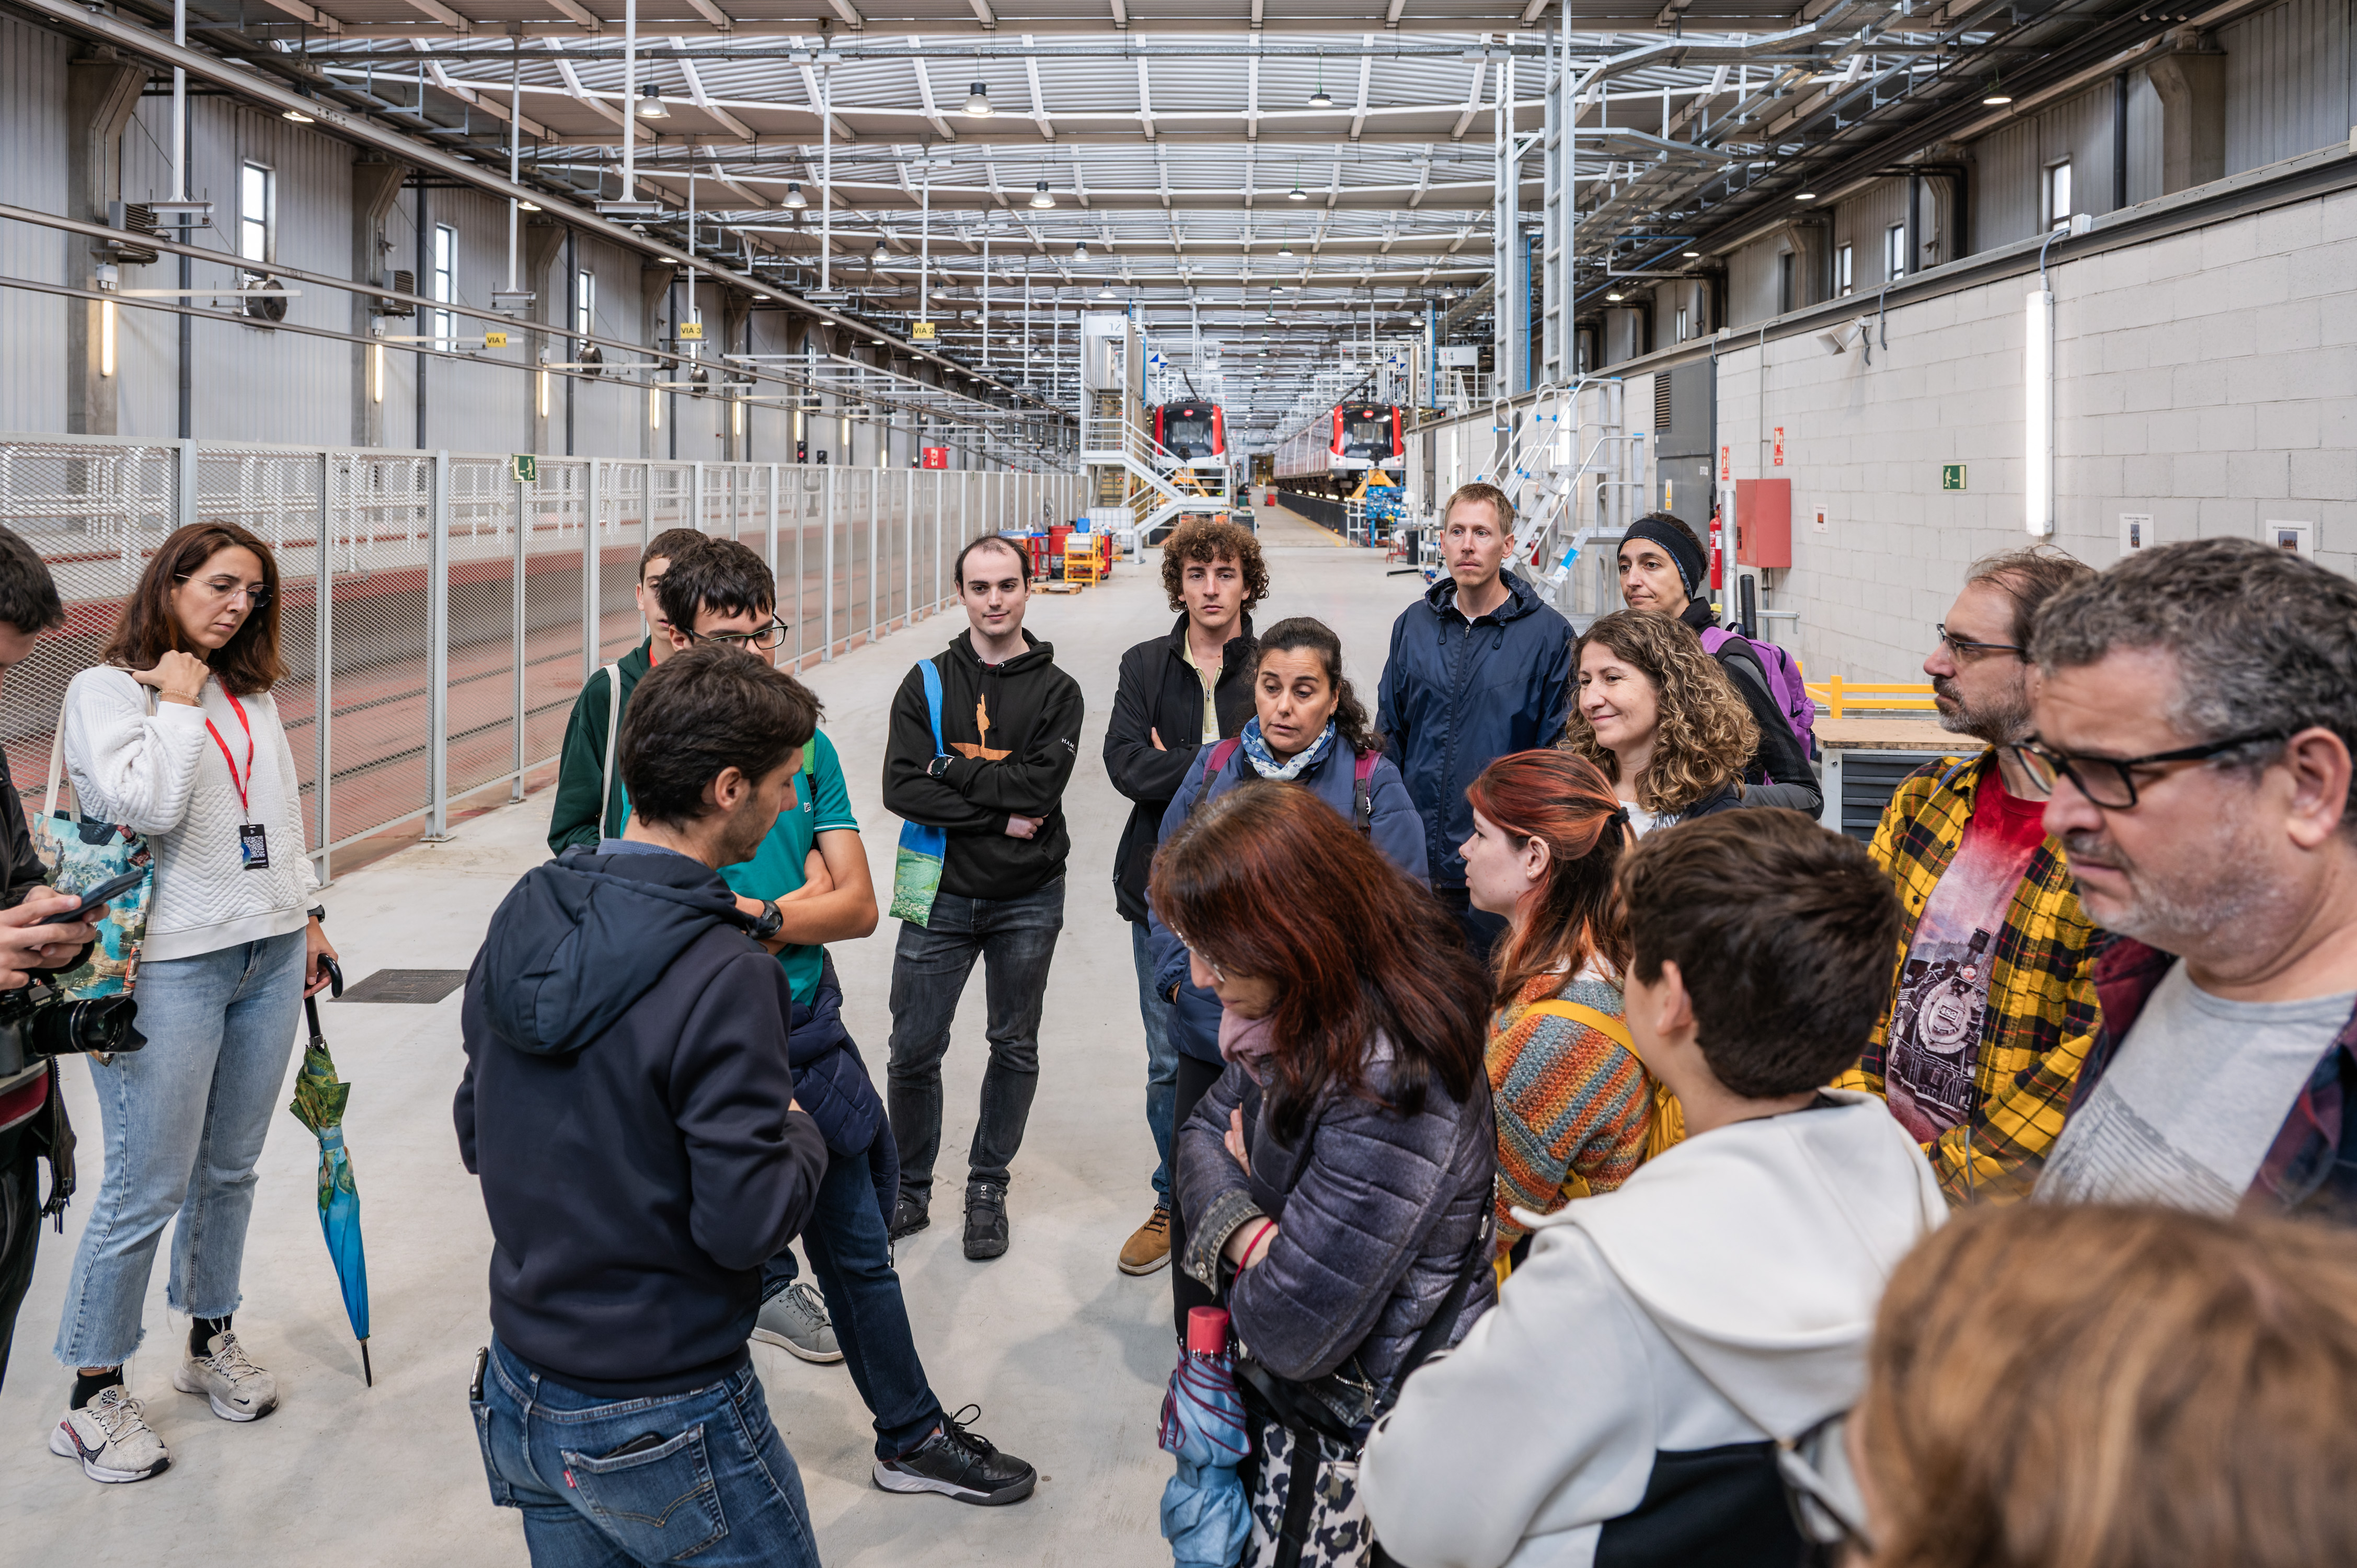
left=1238, top=717, right=1337, bottom=781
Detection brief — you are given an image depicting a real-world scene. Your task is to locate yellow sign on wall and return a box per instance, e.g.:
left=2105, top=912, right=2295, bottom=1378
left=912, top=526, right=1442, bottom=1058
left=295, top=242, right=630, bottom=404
left=913, top=321, right=936, bottom=341
left=679, top=321, right=705, bottom=341
left=483, top=331, right=509, bottom=348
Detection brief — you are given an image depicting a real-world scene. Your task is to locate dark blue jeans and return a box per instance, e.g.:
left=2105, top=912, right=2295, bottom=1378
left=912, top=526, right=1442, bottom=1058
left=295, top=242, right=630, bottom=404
left=1133, top=919, right=1178, bottom=1204
left=471, top=1339, right=822, bottom=1568
left=758, top=1134, right=944, bottom=1459
left=886, top=877, right=1065, bottom=1197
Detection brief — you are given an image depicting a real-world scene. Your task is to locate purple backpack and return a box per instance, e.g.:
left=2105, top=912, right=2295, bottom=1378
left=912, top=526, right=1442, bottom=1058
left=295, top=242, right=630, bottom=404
left=1699, top=627, right=1819, bottom=764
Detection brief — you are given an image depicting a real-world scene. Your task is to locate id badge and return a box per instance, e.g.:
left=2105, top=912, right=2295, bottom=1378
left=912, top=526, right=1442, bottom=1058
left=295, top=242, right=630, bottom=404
left=238, top=822, right=271, bottom=870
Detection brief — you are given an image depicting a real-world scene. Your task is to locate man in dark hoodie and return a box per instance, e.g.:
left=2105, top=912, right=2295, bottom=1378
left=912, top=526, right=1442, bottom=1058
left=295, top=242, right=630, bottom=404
left=457, top=642, right=832, bottom=1567
left=880, top=534, right=1085, bottom=1261
left=1376, top=481, right=1573, bottom=955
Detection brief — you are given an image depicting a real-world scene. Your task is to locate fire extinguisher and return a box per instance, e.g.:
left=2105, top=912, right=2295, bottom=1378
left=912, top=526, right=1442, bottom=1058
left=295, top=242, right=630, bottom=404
left=1708, top=500, right=1726, bottom=593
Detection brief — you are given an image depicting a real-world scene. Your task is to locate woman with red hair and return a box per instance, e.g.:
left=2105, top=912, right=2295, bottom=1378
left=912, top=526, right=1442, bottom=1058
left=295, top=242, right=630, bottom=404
left=1462, top=752, right=1656, bottom=1264
left=1158, top=783, right=1493, bottom=1566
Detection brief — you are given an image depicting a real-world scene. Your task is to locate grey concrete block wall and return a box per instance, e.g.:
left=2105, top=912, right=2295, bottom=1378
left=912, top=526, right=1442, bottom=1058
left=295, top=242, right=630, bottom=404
left=1717, top=182, right=2357, bottom=686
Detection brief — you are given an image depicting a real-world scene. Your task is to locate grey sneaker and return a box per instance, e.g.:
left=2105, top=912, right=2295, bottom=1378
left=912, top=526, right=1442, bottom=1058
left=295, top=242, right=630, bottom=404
left=50, top=1386, right=171, bottom=1483
left=174, top=1330, right=279, bottom=1421
left=752, top=1281, right=843, bottom=1365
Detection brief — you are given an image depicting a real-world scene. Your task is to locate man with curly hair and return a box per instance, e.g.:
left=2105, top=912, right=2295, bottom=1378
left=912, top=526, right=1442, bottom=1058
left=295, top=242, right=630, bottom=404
left=1102, top=516, right=1267, bottom=1276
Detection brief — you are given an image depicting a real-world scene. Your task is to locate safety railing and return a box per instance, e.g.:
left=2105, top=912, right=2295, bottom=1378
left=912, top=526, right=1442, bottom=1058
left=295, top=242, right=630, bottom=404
left=1808, top=678, right=1939, bottom=718
left=0, top=434, right=1080, bottom=879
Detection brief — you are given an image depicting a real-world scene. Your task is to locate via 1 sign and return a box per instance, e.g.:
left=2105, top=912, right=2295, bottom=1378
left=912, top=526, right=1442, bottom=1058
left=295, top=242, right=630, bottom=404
left=1942, top=464, right=1968, bottom=491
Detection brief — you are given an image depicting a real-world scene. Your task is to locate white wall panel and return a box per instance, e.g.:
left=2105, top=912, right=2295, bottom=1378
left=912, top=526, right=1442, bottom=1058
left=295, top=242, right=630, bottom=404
left=2222, top=0, right=2355, bottom=171
left=0, top=17, right=70, bottom=436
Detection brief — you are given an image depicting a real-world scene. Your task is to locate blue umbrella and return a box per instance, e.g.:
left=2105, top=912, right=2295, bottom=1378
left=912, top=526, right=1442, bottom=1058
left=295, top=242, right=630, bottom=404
left=1159, top=1307, right=1250, bottom=1568
left=285, top=961, right=373, bottom=1386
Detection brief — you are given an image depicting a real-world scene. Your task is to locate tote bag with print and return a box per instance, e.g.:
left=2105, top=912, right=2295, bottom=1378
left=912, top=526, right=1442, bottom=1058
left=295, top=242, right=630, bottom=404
left=30, top=694, right=155, bottom=999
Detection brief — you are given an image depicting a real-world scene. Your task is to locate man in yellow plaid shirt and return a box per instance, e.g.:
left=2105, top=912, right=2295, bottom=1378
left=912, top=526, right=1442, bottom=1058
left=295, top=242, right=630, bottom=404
left=1837, top=549, right=2102, bottom=1205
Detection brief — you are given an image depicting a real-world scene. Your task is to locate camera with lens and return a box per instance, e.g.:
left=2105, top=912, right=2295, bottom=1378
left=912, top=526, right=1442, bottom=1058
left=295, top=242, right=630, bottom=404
left=0, top=975, right=145, bottom=1078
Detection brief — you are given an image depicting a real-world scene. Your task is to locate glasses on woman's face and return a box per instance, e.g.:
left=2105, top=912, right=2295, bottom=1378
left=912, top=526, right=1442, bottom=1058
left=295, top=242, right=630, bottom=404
left=1167, top=927, right=1225, bottom=984
left=684, top=617, right=790, bottom=652
left=177, top=574, right=271, bottom=611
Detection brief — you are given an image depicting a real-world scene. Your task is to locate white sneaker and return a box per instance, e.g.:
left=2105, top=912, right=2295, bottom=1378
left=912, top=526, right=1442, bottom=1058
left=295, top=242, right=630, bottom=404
left=752, top=1281, right=844, bottom=1365
left=173, top=1331, right=279, bottom=1422
left=50, top=1386, right=171, bottom=1483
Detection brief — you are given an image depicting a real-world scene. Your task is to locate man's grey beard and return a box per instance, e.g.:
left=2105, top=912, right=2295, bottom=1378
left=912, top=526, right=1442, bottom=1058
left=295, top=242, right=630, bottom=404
left=1936, top=678, right=2031, bottom=746
left=2061, top=811, right=2285, bottom=957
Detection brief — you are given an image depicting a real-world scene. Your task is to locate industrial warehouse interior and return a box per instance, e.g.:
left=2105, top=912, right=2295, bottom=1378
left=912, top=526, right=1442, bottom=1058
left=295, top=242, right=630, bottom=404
left=0, top=0, right=2353, bottom=1561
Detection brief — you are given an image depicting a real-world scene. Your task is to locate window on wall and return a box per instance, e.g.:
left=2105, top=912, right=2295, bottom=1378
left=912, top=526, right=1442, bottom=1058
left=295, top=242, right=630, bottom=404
left=2044, top=160, right=2073, bottom=229
left=574, top=269, right=595, bottom=349
left=238, top=162, right=272, bottom=278
left=1884, top=223, right=1907, bottom=282
left=432, top=223, right=457, bottom=349
left=1834, top=244, right=1854, bottom=296
left=1777, top=250, right=1797, bottom=315
left=1674, top=304, right=1690, bottom=342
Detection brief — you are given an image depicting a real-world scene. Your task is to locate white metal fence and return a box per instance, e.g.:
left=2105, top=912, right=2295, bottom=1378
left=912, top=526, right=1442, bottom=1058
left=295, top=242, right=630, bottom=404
left=0, top=435, right=1081, bottom=878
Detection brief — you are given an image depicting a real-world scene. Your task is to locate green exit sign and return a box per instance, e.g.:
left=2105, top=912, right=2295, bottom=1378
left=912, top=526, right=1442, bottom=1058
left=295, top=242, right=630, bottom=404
left=511, top=454, right=538, bottom=483
left=1941, top=464, right=1967, bottom=491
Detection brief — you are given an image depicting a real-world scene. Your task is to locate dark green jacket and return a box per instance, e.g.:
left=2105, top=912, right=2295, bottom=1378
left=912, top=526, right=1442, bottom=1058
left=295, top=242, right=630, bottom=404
left=548, top=639, right=653, bottom=855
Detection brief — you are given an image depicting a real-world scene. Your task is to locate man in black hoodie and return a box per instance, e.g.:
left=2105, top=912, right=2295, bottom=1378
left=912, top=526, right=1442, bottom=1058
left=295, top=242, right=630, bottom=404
left=880, top=534, right=1085, bottom=1261
left=457, top=642, right=832, bottom=1567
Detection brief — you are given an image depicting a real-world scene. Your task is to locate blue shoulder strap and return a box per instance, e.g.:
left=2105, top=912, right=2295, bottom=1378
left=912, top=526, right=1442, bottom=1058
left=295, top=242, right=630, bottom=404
left=918, top=658, right=946, bottom=756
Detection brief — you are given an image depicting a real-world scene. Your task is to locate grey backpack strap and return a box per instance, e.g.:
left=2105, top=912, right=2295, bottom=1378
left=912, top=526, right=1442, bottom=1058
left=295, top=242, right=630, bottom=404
left=597, top=663, right=623, bottom=837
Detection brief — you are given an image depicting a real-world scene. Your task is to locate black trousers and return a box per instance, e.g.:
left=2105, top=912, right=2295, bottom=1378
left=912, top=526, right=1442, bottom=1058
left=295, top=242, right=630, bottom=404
left=1167, top=1051, right=1226, bottom=1341
left=0, top=1120, right=43, bottom=1397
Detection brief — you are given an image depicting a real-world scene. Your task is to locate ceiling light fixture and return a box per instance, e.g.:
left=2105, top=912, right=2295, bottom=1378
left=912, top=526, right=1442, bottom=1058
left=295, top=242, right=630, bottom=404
left=784, top=182, right=807, bottom=209
left=1982, top=93, right=2013, bottom=105
left=1795, top=191, right=1817, bottom=201
left=965, top=82, right=994, bottom=116
left=1287, top=185, right=1307, bottom=201
left=1030, top=180, right=1056, bottom=209
left=282, top=107, right=315, bottom=123
left=1074, top=240, right=1089, bottom=260
left=873, top=238, right=890, bottom=262
left=518, top=200, right=542, bottom=212
left=636, top=84, right=670, bottom=119
left=1277, top=243, right=1293, bottom=257
left=1682, top=249, right=1700, bottom=258
left=1605, top=290, right=1625, bottom=302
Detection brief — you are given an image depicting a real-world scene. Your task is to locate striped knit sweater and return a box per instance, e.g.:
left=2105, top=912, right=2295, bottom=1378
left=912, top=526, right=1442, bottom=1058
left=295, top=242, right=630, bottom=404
left=1487, top=968, right=1653, bottom=1250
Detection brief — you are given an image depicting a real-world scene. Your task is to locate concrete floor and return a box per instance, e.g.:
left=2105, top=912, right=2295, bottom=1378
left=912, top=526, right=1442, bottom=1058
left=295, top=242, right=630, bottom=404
left=0, top=508, right=1422, bottom=1567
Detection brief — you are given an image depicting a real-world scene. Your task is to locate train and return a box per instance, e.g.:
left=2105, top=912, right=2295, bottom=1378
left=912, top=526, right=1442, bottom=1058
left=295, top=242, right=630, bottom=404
left=1149, top=402, right=1227, bottom=471
left=1273, top=403, right=1407, bottom=490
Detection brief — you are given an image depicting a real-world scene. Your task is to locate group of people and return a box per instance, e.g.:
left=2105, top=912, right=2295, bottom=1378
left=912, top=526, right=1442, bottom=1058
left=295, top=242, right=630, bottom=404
left=2, top=466, right=2352, bottom=1568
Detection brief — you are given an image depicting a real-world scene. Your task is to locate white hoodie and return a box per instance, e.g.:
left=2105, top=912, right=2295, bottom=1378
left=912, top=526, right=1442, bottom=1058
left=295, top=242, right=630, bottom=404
left=1360, top=1090, right=1945, bottom=1568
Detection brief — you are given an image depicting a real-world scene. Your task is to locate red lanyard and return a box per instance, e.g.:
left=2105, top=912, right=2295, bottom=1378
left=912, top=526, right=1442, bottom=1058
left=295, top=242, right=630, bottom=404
left=204, top=693, right=255, bottom=817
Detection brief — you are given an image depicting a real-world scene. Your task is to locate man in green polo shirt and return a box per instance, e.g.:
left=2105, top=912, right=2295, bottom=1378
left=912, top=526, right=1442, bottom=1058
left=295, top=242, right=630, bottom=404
left=547, top=527, right=710, bottom=855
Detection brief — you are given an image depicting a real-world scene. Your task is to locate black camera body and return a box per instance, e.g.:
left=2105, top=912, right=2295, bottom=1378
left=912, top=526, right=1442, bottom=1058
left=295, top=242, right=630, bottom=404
left=0, top=977, right=144, bottom=1079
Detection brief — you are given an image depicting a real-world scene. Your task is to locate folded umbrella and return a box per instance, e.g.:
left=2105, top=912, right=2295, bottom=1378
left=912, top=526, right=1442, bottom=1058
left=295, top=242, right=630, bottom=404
left=1159, top=1306, right=1251, bottom=1568
left=285, top=961, right=373, bottom=1386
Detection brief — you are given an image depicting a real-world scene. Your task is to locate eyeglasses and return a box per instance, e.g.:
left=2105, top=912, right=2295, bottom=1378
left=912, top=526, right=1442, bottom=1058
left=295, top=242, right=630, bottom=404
left=177, top=574, right=271, bottom=610
left=2007, top=730, right=2289, bottom=810
left=1933, top=622, right=2022, bottom=661
left=683, top=617, right=790, bottom=652
left=1166, top=927, right=1225, bottom=984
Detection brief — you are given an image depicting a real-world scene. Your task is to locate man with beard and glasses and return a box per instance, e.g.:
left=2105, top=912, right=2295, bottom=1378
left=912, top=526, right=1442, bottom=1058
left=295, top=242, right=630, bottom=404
left=2020, top=538, right=2357, bottom=1223
left=1835, top=548, right=2100, bottom=1204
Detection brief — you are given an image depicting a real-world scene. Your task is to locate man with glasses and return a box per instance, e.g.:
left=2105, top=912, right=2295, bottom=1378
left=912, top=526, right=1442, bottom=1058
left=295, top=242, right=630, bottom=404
left=2021, top=538, right=2357, bottom=1221
left=650, top=539, right=1039, bottom=1505
left=1837, top=547, right=2100, bottom=1204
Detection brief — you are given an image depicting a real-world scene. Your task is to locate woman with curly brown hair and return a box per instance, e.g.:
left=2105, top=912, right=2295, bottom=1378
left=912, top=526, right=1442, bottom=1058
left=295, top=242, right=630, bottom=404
left=1559, top=609, right=1758, bottom=836
left=1852, top=1202, right=2357, bottom=1568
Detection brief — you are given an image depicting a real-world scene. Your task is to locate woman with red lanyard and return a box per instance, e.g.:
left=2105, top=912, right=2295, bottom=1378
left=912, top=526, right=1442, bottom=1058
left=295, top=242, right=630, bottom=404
left=46, top=520, right=339, bottom=1485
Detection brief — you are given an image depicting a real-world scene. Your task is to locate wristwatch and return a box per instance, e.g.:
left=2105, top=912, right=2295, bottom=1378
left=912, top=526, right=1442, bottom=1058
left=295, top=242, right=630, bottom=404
left=926, top=755, right=953, bottom=779
left=747, top=899, right=785, bottom=942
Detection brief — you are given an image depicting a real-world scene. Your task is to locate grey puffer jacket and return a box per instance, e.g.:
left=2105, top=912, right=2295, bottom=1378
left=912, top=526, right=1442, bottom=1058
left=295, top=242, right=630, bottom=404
left=1177, top=1046, right=1497, bottom=1390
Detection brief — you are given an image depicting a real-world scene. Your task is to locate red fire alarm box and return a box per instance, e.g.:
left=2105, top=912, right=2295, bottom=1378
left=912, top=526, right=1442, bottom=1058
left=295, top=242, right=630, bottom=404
left=921, top=446, right=949, bottom=469
left=1733, top=478, right=1792, bottom=569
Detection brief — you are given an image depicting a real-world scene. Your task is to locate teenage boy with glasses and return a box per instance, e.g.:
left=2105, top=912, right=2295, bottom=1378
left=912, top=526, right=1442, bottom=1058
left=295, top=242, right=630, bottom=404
left=649, top=540, right=1038, bottom=1506
left=1835, top=547, right=2101, bottom=1205
left=2023, top=538, right=2357, bottom=1223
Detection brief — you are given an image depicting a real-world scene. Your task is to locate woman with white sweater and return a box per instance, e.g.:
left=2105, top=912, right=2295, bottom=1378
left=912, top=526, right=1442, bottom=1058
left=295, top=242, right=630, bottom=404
left=48, top=521, right=338, bottom=1486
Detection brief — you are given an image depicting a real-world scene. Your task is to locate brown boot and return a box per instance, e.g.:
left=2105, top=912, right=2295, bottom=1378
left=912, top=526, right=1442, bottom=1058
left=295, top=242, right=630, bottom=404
left=1118, top=1205, right=1172, bottom=1276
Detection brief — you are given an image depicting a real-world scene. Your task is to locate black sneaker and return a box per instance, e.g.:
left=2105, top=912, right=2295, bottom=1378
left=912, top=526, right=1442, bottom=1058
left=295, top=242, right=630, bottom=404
left=963, top=1181, right=1008, bottom=1260
left=889, top=1189, right=930, bottom=1241
left=872, top=1405, right=1037, bottom=1506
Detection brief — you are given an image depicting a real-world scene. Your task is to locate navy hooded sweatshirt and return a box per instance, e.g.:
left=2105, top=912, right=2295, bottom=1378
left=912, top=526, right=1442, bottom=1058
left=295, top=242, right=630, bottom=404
left=455, top=841, right=829, bottom=1398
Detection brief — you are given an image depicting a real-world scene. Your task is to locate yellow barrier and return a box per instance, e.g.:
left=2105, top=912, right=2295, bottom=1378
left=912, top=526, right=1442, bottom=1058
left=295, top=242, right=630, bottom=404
left=1807, top=677, right=1938, bottom=719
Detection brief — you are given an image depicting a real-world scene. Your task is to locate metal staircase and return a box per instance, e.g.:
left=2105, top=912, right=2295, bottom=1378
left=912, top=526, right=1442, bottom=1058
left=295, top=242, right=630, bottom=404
left=1080, top=399, right=1229, bottom=534
left=1473, top=378, right=1650, bottom=629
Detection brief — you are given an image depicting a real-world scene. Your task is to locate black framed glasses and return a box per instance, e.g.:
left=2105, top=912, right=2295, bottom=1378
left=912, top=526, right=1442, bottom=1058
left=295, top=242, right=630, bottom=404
left=2007, top=730, right=2289, bottom=810
left=683, top=617, right=789, bottom=652
left=1934, top=622, right=2023, bottom=661
left=177, top=574, right=272, bottom=610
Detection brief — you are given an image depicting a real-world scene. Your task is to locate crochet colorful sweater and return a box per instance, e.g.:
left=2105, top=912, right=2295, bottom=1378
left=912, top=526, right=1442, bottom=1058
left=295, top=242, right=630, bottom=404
left=1487, top=969, right=1653, bottom=1250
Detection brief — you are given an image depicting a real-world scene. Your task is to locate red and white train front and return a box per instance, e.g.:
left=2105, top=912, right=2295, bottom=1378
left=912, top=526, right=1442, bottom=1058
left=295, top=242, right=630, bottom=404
left=1151, top=403, right=1227, bottom=472
left=1329, top=405, right=1405, bottom=479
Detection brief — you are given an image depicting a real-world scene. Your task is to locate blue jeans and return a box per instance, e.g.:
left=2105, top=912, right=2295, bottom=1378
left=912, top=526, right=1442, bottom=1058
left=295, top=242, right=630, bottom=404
left=54, top=931, right=306, bottom=1368
left=1133, top=920, right=1178, bottom=1204
left=886, top=877, right=1065, bottom=1196
left=758, top=1135, right=944, bottom=1459
left=472, top=1338, right=822, bottom=1568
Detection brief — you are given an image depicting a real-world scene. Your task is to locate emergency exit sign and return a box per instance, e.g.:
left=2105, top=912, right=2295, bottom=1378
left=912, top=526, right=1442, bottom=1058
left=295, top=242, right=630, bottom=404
left=1942, top=464, right=1968, bottom=490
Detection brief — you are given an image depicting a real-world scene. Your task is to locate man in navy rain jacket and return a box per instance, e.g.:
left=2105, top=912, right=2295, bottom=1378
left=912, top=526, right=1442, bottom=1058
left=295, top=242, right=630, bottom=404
left=1376, top=480, right=1573, bottom=954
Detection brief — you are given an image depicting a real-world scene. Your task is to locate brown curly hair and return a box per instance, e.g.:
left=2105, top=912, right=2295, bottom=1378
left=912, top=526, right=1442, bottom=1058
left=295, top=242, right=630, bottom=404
left=1558, top=609, right=1756, bottom=815
left=1160, top=517, right=1269, bottom=613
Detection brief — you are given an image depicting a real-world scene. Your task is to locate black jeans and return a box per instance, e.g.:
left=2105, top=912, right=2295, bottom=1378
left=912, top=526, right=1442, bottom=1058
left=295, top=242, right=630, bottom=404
left=1168, top=1051, right=1225, bottom=1341
left=886, top=877, right=1066, bottom=1198
left=0, top=1119, right=40, bottom=1396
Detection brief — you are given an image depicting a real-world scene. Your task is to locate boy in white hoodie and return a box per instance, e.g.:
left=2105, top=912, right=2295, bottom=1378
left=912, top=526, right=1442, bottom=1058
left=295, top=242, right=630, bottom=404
left=1361, top=808, right=1946, bottom=1568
